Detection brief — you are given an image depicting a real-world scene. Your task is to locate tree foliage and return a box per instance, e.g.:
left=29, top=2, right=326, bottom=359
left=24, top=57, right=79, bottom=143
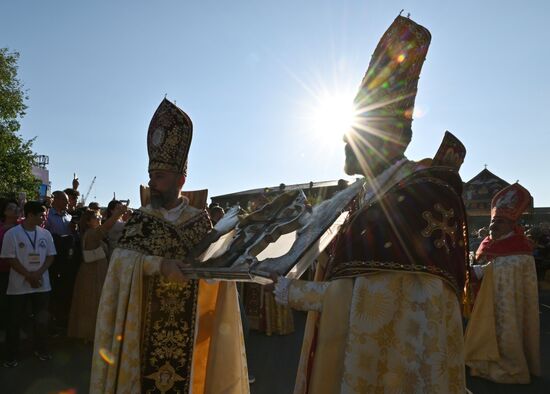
left=0, top=48, right=39, bottom=199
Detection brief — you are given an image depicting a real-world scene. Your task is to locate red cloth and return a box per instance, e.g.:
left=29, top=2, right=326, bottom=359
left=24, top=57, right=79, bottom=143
left=476, top=227, right=534, bottom=260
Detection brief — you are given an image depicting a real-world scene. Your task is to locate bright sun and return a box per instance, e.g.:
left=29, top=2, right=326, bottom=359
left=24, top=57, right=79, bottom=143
left=307, top=91, right=356, bottom=142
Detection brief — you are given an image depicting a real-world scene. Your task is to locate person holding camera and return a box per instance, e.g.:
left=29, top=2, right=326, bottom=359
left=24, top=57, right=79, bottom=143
left=68, top=204, right=127, bottom=342
left=104, top=200, right=132, bottom=258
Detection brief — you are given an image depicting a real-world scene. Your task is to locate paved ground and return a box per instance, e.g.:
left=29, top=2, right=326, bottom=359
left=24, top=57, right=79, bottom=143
left=1, top=291, right=549, bottom=393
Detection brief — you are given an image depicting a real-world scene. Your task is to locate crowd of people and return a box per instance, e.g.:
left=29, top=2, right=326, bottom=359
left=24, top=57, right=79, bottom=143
left=0, top=190, right=132, bottom=367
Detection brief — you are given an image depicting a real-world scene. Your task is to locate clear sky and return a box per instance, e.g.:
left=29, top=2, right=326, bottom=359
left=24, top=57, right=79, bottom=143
left=2, top=0, right=549, bottom=207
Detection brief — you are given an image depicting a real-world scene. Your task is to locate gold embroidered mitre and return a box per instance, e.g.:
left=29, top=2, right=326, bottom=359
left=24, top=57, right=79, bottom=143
left=432, top=131, right=467, bottom=171
left=147, top=98, right=193, bottom=175
left=353, top=16, right=431, bottom=150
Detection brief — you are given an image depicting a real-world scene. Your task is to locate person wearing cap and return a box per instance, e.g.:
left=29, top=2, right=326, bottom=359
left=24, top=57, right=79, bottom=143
left=465, top=183, right=540, bottom=384
left=90, top=99, right=249, bottom=394
left=272, top=16, right=468, bottom=393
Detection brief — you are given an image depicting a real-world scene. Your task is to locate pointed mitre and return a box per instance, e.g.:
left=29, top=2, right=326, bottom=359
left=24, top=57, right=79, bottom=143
left=491, top=183, right=531, bottom=221
left=432, top=131, right=467, bottom=171
left=147, top=98, right=193, bottom=175
left=353, top=16, right=431, bottom=150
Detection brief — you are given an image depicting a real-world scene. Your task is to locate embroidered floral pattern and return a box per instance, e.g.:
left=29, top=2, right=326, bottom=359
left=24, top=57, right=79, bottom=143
left=118, top=209, right=211, bottom=260
left=117, top=208, right=211, bottom=393
left=467, top=255, right=540, bottom=383
left=147, top=99, right=193, bottom=175
left=287, top=273, right=465, bottom=393
left=142, top=277, right=199, bottom=393
left=288, top=280, right=330, bottom=312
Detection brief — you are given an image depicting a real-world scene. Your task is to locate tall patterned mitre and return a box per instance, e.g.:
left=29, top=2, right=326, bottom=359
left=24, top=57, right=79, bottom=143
left=432, top=131, right=467, bottom=171
left=491, top=183, right=532, bottom=221
left=147, top=98, right=193, bottom=175
left=353, top=16, right=431, bottom=150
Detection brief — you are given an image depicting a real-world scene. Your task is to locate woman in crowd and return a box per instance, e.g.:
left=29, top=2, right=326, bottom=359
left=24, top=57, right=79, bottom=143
left=0, top=199, right=20, bottom=242
left=0, top=199, right=20, bottom=329
left=67, top=204, right=126, bottom=342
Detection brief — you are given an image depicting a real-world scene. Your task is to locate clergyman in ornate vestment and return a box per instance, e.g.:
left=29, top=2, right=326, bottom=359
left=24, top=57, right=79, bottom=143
left=90, top=99, right=249, bottom=394
left=272, top=16, right=469, bottom=393
left=465, top=183, right=540, bottom=384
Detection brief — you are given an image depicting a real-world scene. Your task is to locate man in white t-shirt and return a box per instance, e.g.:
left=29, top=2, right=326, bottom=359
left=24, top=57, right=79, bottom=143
left=1, top=201, right=56, bottom=368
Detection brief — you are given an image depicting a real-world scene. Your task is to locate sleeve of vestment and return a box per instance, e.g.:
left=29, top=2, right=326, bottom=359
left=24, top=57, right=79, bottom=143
left=287, top=279, right=330, bottom=312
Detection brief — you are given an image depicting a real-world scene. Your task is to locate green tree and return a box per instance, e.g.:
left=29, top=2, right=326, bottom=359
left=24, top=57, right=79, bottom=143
left=0, top=48, right=39, bottom=199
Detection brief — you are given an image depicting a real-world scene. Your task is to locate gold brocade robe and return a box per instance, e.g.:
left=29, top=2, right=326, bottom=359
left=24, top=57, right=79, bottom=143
left=465, top=254, right=540, bottom=384
left=288, top=272, right=465, bottom=394
left=287, top=160, right=468, bottom=393
left=90, top=205, right=249, bottom=394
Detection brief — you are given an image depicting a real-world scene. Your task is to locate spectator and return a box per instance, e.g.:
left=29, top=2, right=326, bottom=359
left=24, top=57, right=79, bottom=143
left=527, top=224, right=550, bottom=279
left=64, top=188, right=82, bottom=230
left=45, top=191, right=72, bottom=236
left=68, top=204, right=127, bottom=342
left=209, top=204, right=225, bottom=225
left=104, top=200, right=131, bottom=258
left=1, top=201, right=56, bottom=367
left=88, top=202, right=101, bottom=212
left=63, top=188, right=80, bottom=214
left=0, top=199, right=20, bottom=331
left=46, top=190, right=77, bottom=333
left=42, top=195, right=52, bottom=210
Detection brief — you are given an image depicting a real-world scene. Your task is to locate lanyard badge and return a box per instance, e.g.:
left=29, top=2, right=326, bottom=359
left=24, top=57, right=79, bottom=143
left=23, top=228, right=40, bottom=265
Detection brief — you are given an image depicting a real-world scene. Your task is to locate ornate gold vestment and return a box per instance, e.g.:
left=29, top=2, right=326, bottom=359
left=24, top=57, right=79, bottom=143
left=118, top=208, right=209, bottom=393
left=465, top=255, right=540, bottom=384
left=90, top=206, right=249, bottom=394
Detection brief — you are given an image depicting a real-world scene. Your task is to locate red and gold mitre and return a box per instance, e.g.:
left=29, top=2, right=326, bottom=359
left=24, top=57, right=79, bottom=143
left=147, top=98, right=193, bottom=175
left=491, top=183, right=531, bottom=221
left=353, top=16, right=431, bottom=150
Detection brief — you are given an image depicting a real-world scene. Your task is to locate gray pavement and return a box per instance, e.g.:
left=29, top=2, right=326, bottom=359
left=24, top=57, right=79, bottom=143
left=0, top=292, right=549, bottom=394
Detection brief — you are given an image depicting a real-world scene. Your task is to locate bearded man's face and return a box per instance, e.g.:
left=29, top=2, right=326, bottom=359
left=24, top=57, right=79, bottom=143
left=148, top=170, right=182, bottom=209
left=343, top=131, right=399, bottom=178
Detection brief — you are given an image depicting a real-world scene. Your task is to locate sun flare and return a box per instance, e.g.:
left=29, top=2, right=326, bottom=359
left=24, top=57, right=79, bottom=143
left=307, top=91, right=357, bottom=142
